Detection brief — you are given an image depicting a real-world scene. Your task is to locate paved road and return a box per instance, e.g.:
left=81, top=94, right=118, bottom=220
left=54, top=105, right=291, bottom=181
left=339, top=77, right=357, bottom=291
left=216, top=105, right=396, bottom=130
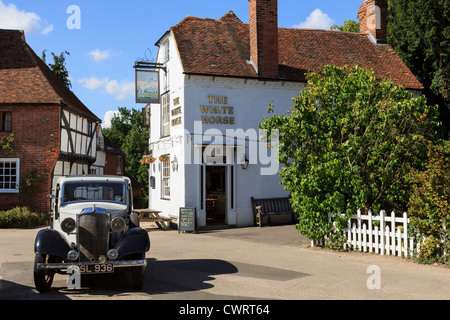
left=0, top=223, right=449, bottom=301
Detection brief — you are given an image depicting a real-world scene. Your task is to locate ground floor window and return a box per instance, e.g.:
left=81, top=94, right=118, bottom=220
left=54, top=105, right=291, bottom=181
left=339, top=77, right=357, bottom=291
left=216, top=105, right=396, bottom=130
left=0, top=158, right=19, bottom=193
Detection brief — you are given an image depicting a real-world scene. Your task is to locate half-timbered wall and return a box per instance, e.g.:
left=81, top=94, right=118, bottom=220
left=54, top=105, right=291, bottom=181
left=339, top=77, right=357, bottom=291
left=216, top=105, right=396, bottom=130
left=52, top=108, right=98, bottom=189
left=60, top=109, right=97, bottom=159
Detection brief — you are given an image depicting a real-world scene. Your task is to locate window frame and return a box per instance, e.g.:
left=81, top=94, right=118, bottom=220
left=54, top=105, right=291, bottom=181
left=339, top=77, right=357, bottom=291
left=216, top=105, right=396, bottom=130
left=160, top=93, right=170, bottom=138
left=1, top=112, right=12, bottom=132
left=116, top=156, right=123, bottom=175
left=161, top=154, right=170, bottom=199
left=0, top=158, right=20, bottom=193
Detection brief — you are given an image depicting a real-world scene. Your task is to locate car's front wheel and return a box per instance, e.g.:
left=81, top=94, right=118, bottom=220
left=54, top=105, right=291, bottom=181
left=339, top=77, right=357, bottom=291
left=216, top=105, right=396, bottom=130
left=33, top=254, right=57, bottom=293
left=131, top=253, right=146, bottom=290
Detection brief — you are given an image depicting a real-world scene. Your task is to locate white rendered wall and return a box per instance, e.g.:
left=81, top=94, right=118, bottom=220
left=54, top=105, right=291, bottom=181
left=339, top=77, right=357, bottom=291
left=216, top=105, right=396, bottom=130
left=149, top=31, right=306, bottom=227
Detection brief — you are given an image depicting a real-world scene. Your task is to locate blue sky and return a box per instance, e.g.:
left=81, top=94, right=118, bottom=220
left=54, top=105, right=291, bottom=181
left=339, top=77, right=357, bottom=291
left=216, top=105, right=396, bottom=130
left=0, top=0, right=363, bottom=127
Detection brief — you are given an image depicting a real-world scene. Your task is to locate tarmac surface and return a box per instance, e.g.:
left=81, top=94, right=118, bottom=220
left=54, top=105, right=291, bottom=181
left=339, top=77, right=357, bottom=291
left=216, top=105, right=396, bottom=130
left=0, top=221, right=449, bottom=301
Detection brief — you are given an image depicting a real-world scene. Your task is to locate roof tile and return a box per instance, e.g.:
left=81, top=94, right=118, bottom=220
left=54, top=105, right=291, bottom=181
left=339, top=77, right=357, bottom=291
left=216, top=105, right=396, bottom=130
left=170, top=14, right=423, bottom=90
left=0, top=29, right=100, bottom=121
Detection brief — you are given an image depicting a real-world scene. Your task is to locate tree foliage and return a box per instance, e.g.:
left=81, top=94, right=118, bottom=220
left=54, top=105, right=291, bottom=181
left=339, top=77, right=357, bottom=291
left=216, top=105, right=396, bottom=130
left=102, top=107, right=149, bottom=203
left=330, top=19, right=360, bottom=33
left=41, top=50, right=72, bottom=89
left=260, top=65, right=439, bottom=242
left=407, top=138, right=450, bottom=263
left=387, top=0, right=450, bottom=135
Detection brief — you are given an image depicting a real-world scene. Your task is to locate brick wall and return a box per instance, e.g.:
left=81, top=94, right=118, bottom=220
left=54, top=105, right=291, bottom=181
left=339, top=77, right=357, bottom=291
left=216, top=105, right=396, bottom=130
left=0, top=104, right=60, bottom=213
left=104, top=153, right=124, bottom=176
left=358, top=0, right=388, bottom=43
left=249, top=0, right=279, bottom=79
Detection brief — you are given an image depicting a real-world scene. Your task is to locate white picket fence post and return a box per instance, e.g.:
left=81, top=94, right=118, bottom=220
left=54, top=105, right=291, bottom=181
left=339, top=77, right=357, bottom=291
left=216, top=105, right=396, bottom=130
left=311, top=209, right=449, bottom=260
left=317, top=209, right=422, bottom=259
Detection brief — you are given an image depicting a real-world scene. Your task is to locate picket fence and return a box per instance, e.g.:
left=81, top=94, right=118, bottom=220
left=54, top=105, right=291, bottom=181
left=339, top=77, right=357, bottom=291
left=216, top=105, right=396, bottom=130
left=312, top=209, right=416, bottom=257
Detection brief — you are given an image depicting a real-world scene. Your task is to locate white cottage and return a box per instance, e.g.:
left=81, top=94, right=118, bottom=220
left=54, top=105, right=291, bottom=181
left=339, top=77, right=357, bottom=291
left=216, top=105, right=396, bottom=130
left=145, top=0, right=423, bottom=228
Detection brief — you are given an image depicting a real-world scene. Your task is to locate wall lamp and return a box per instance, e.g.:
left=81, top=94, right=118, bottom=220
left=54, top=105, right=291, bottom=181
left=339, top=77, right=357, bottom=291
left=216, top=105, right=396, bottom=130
left=241, top=157, right=249, bottom=170
left=172, top=155, right=179, bottom=171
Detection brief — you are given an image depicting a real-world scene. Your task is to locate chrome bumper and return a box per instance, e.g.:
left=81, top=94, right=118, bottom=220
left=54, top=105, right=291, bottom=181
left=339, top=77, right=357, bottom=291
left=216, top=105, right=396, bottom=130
left=36, top=259, right=146, bottom=271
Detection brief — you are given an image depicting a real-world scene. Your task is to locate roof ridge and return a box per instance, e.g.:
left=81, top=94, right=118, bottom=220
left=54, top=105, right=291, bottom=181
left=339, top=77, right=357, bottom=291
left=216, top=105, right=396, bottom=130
left=28, top=43, right=100, bottom=121
left=218, top=10, right=243, bottom=23
left=278, top=26, right=365, bottom=35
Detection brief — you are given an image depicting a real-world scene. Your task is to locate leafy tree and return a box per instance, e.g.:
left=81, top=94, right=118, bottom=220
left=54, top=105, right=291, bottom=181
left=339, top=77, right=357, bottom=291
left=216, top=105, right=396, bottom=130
left=330, top=19, right=360, bottom=33
left=260, top=65, right=439, bottom=244
left=41, top=50, right=72, bottom=89
left=387, top=0, right=450, bottom=135
left=407, top=138, right=450, bottom=263
left=102, top=107, right=149, bottom=204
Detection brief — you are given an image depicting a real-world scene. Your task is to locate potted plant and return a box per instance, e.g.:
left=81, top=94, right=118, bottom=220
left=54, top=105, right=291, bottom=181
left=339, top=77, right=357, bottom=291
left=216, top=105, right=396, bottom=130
left=140, top=155, right=156, bottom=164
left=158, top=155, right=170, bottom=162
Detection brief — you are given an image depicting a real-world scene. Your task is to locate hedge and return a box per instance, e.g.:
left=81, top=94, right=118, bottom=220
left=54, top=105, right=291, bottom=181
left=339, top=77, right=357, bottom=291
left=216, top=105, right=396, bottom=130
left=0, top=207, right=49, bottom=228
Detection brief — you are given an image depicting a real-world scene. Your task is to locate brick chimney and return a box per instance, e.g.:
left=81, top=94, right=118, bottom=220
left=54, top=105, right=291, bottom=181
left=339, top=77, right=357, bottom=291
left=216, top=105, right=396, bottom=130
left=358, top=0, right=388, bottom=44
left=248, top=0, right=279, bottom=79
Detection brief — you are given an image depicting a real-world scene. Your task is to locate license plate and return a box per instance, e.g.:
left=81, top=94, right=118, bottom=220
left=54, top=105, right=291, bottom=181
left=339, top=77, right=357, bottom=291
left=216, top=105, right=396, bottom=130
left=79, top=263, right=114, bottom=274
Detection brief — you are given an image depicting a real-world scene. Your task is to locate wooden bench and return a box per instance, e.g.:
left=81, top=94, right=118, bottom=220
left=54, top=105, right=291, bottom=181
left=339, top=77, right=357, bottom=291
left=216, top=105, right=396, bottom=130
left=251, top=197, right=297, bottom=227
left=133, top=209, right=171, bottom=229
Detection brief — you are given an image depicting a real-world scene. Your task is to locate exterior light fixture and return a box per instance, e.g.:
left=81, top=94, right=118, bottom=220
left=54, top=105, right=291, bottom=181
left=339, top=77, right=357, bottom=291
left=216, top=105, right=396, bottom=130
left=241, top=158, right=249, bottom=170
left=172, top=155, right=179, bottom=171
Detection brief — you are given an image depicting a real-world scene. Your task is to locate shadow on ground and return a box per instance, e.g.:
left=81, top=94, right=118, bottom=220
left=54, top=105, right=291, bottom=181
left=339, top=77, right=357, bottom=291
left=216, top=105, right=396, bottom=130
left=0, top=258, right=239, bottom=299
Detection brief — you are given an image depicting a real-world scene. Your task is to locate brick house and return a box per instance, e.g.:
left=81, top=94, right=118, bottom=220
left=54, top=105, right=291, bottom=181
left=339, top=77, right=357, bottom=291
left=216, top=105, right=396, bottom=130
left=103, top=135, right=126, bottom=176
left=0, top=29, right=101, bottom=213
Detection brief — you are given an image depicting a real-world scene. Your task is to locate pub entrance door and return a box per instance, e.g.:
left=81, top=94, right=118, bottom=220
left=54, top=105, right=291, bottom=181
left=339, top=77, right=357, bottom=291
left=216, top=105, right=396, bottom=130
left=205, top=165, right=227, bottom=225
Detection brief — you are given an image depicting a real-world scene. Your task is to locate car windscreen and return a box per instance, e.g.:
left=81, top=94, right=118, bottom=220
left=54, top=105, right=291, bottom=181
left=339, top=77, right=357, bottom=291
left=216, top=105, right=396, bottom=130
left=62, top=182, right=125, bottom=204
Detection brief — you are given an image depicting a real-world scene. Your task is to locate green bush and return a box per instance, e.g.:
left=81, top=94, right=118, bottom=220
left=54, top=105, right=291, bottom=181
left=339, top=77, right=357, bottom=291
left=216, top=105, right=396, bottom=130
left=260, top=65, right=438, bottom=245
left=408, top=139, right=450, bottom=264
left=0, top=207, right=49, bottom=228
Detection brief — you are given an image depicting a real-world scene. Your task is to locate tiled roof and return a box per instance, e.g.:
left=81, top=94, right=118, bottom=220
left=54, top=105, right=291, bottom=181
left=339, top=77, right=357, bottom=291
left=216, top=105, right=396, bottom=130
left=0, top=29, right=100, bottom=121
left=170, top=12, right=423, bottom=90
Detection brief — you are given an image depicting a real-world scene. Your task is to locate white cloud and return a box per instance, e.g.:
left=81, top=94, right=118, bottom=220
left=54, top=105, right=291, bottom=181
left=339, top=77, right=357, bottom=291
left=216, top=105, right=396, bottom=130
left=78, top=77, right=134, bottom=100
left=0, top=1, right=53, bottom=35
left=88, top=49, right=112, bottom=63
left=78, top=77, right=108, bottom=90
left=293, top=8, right=334, bottom=30
left=104, top=79, right=135, bottom=100
left=102, top=110, right=120, bottom=129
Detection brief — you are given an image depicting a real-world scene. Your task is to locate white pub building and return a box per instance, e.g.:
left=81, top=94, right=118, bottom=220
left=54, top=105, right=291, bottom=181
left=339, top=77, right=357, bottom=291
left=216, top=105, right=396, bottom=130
left=140, top=0, right=423, bottom=228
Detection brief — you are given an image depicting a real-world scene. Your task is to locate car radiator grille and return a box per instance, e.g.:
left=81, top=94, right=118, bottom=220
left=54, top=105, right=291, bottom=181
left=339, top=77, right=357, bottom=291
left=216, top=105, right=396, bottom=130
left=78, top=211, right=109, bottom=262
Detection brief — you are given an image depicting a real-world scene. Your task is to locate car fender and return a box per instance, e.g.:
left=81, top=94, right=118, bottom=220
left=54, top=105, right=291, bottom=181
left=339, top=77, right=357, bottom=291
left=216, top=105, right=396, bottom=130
left=113, top=227, right=150, bottom=259
left=34, top=228, right=70, bottom=260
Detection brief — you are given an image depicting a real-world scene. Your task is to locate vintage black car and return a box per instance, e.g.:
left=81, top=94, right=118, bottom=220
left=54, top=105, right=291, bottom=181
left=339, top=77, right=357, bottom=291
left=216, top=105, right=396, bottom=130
left=33, top=176, right=150, bottom=292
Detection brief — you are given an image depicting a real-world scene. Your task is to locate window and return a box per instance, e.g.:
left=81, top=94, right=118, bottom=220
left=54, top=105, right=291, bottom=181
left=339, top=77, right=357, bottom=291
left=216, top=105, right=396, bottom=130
left=1, top=112, right=12, bottom=132
left=161, top=155, right=170, bottom=199
left=161, top=94, right=170, bottom=137
left=0, top=158, right=19, bottom=193
left=163, top=40, right=170, bottom=62
left=62, top=182, right=125, bottom=203
left=116, top=156, right=123, bottom=175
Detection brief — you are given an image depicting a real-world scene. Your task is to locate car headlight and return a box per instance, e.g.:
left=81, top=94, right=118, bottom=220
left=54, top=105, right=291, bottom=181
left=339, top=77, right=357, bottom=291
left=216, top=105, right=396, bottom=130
left=107, top=249, right=118, bottom=260
left=61, top=218, right=76, bottom=234
left=67, top=250, right=79, bottom=262
left=111, top=217, right=126, bottom=233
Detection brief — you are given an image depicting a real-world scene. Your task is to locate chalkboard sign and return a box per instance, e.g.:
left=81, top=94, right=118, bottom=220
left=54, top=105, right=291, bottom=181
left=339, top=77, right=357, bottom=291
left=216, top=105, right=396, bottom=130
left=178, top=207, right=197, bottom=233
